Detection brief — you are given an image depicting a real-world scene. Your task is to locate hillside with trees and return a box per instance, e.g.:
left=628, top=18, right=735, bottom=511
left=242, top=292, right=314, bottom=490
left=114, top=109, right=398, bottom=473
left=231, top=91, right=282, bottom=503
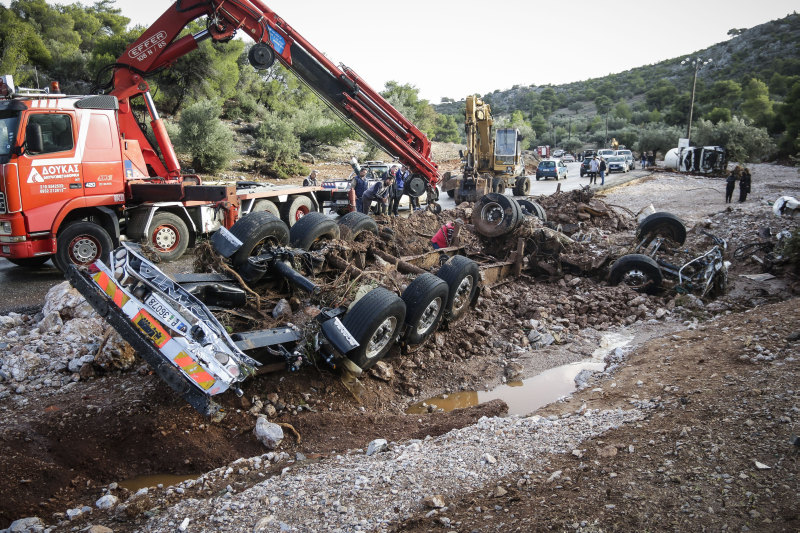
left=1, top=0, right=798, bottom=177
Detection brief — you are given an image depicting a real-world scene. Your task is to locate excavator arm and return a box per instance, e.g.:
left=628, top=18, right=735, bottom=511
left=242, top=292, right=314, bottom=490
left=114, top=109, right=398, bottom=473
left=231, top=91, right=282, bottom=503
left=112, top=0, right=439, bottom=189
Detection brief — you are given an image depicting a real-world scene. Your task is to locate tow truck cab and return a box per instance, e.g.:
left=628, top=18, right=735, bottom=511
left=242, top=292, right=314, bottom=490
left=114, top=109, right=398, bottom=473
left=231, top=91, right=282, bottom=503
left=0, top=75, right=146, bottom=262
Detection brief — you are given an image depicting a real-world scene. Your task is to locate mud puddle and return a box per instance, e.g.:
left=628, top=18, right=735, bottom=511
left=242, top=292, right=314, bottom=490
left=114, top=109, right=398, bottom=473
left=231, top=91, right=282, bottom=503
left=408, top=333, right=634, bottom=416
left=119, top=473, right=200, bottom=492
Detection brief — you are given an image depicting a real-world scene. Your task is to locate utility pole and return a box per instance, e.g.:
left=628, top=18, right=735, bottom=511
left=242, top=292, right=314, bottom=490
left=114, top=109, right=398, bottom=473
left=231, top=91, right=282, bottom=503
left=681, top=57, right=713, bottom=144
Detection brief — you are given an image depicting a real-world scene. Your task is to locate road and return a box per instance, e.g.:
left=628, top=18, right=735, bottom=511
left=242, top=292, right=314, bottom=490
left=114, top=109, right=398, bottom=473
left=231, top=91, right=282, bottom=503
left=0, top=162, right=651, bottom=314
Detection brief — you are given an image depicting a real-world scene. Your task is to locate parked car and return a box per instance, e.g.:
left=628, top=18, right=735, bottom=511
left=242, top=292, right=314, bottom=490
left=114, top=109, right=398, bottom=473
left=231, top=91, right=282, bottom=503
left=552, top=149, right=565, bottom=158
left=562, top=153, right=576, bottom=163
left=580, top=157, right=594, bottom=177
left=536, top=159, right=568, bottom=181
left=615, top=149, right=635, bottom=169
left=597, top=149, right=615, bottom=159
left=606, top=155, right=629, bottom=173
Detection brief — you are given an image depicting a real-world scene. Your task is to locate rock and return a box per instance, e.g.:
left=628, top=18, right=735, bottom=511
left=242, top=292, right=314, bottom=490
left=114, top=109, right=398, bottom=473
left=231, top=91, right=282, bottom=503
left=7, top=517, right=45, bottom=532
left=547, top=470, right=562, bottom=482
left=38, top=312, right=63, bottom=333
left=366, top=439, right=388, bottom=456
left=66, top=507, right=85, bottom=520
left=253, top=516, right=275, bottom=532
left=178, top=518, right=190, bottom=532
left=493, top=485, right=508, bottom=497
left=95, top=494, right=118, bottom=509
left=597, top=445, right=618, bottom=458
left=254, top=417, right=284, bottom=449
left=88, top=526, right=114, bottom=533
left=423, top=494, right=446, bottom=508
left=264, top=404, right=278, bottom=418
left=68, top=358, right=83, bottom=373
left=272, top=299, right=292, bottom=319
left=505, top=362, right=524, bottom=379
left=754, top=460, right=771, bottom=470
left=481, top=453, right=497, bottom=464
left=369, top=361, right=394, bottom=382
left=572, top=449, right=584, bottom=458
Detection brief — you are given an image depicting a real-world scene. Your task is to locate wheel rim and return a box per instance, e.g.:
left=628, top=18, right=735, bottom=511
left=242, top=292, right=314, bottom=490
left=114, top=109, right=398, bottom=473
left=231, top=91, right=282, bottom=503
left=416, top=296, right=443, bottom=335
left=452, top=275, right=474, bottom=314
left=620, top=268, right=652, bottom=290
left=295, top=206, right=310, bottom=222
left=152, top=224, right=179, bottom=252
left=252, top=237, right=281, bottom=257
left=480, top=202, right=505, bottom=228
left=68, top=235, right=101, bottom=265
left=365, top=316, right=397, bottom=360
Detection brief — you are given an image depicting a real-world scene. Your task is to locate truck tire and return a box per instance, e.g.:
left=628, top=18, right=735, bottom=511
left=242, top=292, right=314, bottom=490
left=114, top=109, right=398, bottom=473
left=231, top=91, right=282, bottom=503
left=401, top=273, right=449, bottom=346
left=55, top=221, right=114, bottom=272
left=473, top=193, right=522, bottom=237
left=147, top=212, right=189, bottom=262
left=637, top=212, right=686, bottom=245
left=512, top=176, right=531, bottom=196
left=337, top=212, right=378, bottom=241
left=289, top=212, right=340, bottom=250
left=608, top=254, right=663, bottom=294
left=252, top=199, right=280, bottom=218
left=6, top=256, right=52, bottom=268
left=518, top=199, right=547, bottom=221
left=281, top=195, right=313, bottom=227
left=228, top=212, right=289, bottom=267
left=491, top=177, right=506, bottom=194
left=342, top=287, right=406, bottom=370
left=436, top=255, right=480, bottom=322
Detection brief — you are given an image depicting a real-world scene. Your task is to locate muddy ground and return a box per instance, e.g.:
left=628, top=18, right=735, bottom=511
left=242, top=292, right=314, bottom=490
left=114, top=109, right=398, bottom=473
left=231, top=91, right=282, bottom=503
left=0, top=162, right=798, bottom=531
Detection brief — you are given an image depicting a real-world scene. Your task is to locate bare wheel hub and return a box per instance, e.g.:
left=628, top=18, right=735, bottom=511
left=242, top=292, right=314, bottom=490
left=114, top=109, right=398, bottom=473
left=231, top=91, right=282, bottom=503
left=416, top=297, right=442, bottom=335
left=452, top=275, right=474, bottom=314
left=153, top=225, right=178, bottom=251
left=365, top=316, right=397, bottom=360
left=69, top=236, right=100, bottom=264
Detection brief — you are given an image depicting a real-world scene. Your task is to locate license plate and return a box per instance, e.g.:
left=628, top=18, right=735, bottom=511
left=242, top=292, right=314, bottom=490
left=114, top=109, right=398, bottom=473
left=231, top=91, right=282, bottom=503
left=145, top=294, right=188, bottom=333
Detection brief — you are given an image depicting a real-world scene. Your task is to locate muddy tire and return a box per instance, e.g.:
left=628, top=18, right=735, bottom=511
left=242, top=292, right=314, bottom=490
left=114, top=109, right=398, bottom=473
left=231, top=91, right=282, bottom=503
left=401, top=273, right=449, bottom=346
left=637, top=212, right=686, bottom=245
left=436, top=255, right=480, bottom=322
left=342, top=287, right=406, bottom=370
left=430, top=202, right=442, bottom=215
left=405, top=175, right=427, bottom=198
left=473, top=193, right=522, bottom=237
left=252, top=199, right=280, bottom=218
left=608, top=254, right=663, bottom=294
left=337, top=212, right=378, bottom=241
left=512, top=176, right=531, bottom=196
left=55, top=221, right=113, bottom=272
left=491, top=177, right=506, bottom=194
left=6, top=256, right=51, bottom=268
left=289, top=212, right=340, bottom=250
left=147, top=212, right=189, bottom=262
left=227, top=212, right=289, bottom=267
left=281, top=195, right=313, bottom=227
left=518, top=199, right=547, bottom=221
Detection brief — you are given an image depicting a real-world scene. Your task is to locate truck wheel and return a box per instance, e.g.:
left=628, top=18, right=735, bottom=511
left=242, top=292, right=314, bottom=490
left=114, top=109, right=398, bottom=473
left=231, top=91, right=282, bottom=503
left=473, top=193, right=522, bottom=237
left=252, top=199, right=280, bottom=218
left=401, top=273, right=449, bottom=346
left=6, top=256, right=52, bottom=268
left=492, top=177, right=506, bottom=194
left=281, top=195, right=313, bottom=227
left=637, top=212, right=686, bottom=245
left=55, top=221, right=113, bottom=272
left=608, top=254, right=663, bottom=294
left=342, top=287, right=406, bottom=370
left=436, top=255, right=480, bottom=322
left=337, top=212, right=378, bottom=241
left=290, top=212, right=340, bottom=250
left=512, top=176, right=531, bottom=196
left=405, top=175, right=427, bottom=198
left=147, top=212, right=189, bottom=262
left=228, top=212, right=289, bottom=267
left=518, top=200, right=547, bottom=221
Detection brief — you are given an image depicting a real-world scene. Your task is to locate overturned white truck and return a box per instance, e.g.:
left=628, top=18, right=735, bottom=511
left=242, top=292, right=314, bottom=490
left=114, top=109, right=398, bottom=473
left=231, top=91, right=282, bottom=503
left=664, top=146, right=727, bottom=174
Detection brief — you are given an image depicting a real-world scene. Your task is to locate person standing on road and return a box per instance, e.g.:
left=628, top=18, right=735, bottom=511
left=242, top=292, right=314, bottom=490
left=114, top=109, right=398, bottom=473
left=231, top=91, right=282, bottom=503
left=725, top=166, right=740, bottom=203
left=362, top=175, right=392, bottom=215
left=648, top=152, right=655, bottom=168
left=640, top=152, right=647, bottom=169
left=588, top=156, right=599, bottom=185
left=388, top=165, right=404, bottom=217
left=303, top=170, right=318, bottom=187
left=738, top=167, right=752, bottom=203
left=598, top=157, right=607, bottom=186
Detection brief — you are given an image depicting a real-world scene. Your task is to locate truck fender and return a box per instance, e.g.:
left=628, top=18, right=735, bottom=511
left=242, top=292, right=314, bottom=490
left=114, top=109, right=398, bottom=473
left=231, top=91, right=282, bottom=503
left=51, top=200, right=120, bottom=245
left=94, top=206, right=121, bottom=244
left=127, top=204, right=198, bottom=247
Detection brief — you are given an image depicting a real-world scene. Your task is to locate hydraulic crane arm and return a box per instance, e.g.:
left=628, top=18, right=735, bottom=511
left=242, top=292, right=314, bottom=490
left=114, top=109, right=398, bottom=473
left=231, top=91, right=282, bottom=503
left=112, top=0, right=439, bottom=187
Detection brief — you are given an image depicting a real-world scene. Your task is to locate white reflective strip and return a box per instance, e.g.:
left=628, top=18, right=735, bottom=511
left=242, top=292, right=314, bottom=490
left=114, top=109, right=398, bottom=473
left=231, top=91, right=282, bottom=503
left=32, top=113, right=90, bottom=166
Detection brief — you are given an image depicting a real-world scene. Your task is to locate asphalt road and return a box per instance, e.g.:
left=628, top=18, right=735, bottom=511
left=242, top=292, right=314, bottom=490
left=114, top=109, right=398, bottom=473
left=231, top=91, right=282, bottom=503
left=0, top=162, right=651, bottom=314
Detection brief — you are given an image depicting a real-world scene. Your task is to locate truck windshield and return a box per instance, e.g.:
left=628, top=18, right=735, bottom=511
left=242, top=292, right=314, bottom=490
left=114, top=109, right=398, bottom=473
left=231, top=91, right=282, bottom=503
left=0, top=111, right=20, bottom=163
left=494, top=129, right=517, bottom=157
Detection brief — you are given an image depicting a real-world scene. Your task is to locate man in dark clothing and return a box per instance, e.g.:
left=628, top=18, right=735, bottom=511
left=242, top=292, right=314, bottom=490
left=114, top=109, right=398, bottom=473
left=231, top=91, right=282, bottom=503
left=362, top=176, right=392, bottom=215
left=303, top=170, right=318, bottom=187
left=397, top=165, right=420, bottom=210
left=352, top=168, right=369, bottom=213
left=725, top=169, right=738, bottom=203
left=738, top=167, right=752, bottom=202
left=598, top=157, right=607, bottom=186
left=387, top=165, right=404, bottom=216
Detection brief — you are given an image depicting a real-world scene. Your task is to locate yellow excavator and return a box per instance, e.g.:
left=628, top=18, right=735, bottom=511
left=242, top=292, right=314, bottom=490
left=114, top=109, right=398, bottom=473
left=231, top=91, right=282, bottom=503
left=441, top=95, right=529, bottom=203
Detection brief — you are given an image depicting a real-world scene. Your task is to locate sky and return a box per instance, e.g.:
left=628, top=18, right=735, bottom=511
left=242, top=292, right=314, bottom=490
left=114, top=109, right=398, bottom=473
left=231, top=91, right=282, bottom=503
left=12, top=0, right=800, bottom=103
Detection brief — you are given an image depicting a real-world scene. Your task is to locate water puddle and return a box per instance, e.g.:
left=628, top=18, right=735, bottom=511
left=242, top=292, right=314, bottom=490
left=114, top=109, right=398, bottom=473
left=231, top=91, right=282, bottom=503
left=408, top=332, right=634, bottom=417
left=118, top=473, right=198, bottom=492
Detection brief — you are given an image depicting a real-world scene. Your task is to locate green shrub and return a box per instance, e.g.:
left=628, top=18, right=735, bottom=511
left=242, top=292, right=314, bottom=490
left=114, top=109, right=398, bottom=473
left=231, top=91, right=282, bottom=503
left=693, top=117, right=775, bottom=162
left=173, top=100, right=234, bottom=173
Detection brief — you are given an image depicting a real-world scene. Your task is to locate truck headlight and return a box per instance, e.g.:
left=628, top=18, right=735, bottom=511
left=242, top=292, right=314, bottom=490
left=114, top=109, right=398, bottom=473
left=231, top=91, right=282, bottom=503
left=0, top=221, right=11, bottom=235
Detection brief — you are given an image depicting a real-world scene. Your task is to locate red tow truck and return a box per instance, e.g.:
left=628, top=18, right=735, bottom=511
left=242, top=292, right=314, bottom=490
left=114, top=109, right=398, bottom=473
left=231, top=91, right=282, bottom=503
left=0, top=0, right=440, bottom=270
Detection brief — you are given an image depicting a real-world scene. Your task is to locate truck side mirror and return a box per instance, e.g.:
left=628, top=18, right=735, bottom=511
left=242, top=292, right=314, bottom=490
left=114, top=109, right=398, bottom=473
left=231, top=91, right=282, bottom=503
left=25, top=123, right=43, bottom=153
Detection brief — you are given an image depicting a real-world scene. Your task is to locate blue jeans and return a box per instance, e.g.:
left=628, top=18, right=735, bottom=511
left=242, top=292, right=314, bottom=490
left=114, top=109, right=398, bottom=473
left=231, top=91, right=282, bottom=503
left=599, top=170, right=605, bottom=185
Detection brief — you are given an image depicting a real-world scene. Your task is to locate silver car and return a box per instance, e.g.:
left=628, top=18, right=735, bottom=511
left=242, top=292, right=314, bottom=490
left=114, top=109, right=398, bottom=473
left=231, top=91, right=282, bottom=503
left=615, top=149, right=635, bottom=170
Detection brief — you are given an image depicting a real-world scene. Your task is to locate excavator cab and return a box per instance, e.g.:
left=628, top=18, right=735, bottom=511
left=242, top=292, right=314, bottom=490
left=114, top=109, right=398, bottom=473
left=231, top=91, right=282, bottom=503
left=494, top=128, right=520, bottom=167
